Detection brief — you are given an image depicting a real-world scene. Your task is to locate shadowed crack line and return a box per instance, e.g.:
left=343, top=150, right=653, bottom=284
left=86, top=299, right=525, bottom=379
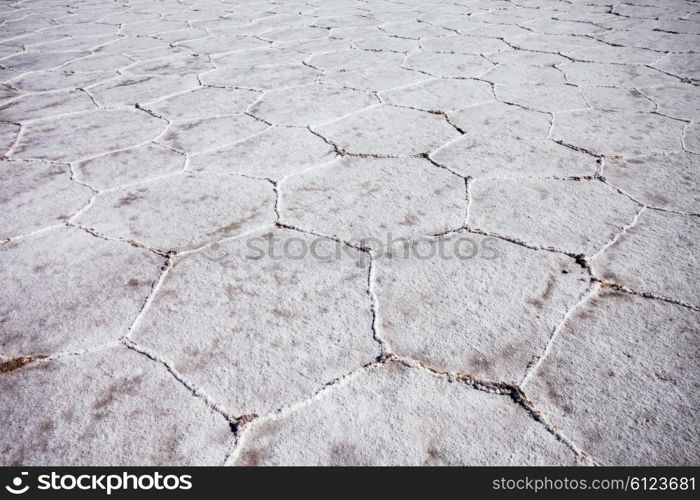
left=122, top=338, right=238, bottom=424
left=521, top=282, right=598, bottom=387
left=229, top=353, right=600, bottom=465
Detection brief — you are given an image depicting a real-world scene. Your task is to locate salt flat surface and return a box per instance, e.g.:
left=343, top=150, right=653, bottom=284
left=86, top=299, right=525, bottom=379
left=0, top=0, right=698, bottom=466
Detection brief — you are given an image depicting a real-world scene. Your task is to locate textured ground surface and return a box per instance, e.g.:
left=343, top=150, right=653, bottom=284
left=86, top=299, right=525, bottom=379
left=1, top=0, right=699, bottom=466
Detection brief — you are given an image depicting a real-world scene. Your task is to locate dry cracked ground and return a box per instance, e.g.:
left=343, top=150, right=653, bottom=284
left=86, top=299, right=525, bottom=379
left=0, top=0, right=698, bottom=466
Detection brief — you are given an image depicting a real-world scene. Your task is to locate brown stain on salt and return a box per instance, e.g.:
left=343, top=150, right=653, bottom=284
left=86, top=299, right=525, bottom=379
left=0, top=354, right=48, bottom=375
